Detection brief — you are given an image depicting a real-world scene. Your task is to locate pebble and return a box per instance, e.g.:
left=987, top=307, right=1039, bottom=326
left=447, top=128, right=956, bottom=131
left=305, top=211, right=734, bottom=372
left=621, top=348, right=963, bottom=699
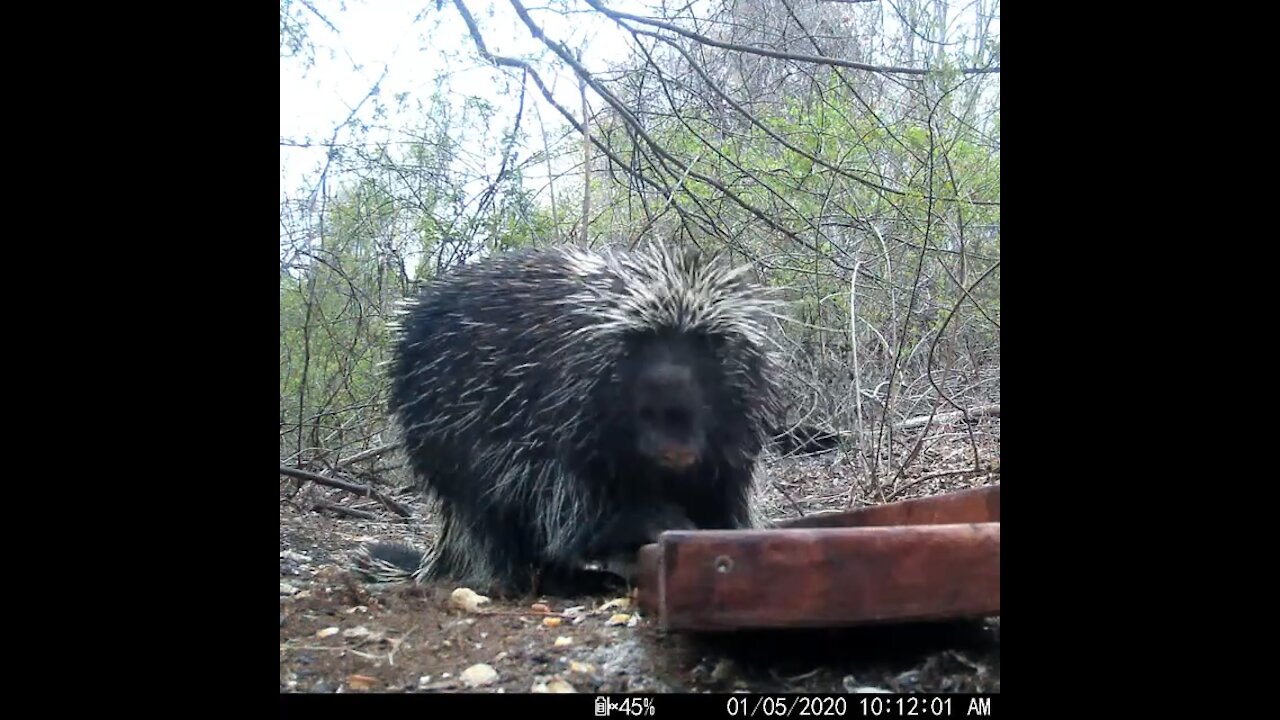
left=461, top=663, right=499, bottom=688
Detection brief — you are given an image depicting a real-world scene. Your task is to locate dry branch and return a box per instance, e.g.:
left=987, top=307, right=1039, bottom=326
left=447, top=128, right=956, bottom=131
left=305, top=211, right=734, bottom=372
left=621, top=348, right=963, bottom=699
left=583, top=0, right=999, bottom=76
left=335, top=442, right=397, bottom=469
left=312, top=500, right=381, bottom=521
left=279, top=466, right=412, bottom=518
left=895, top=404, right=999, bottom=431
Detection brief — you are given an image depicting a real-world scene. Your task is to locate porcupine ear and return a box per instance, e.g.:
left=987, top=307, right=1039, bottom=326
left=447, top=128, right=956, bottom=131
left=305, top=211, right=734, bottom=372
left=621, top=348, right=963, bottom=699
left=677, top=241, right=708, bottom=265
left=685, top=242, right=726, bottom=275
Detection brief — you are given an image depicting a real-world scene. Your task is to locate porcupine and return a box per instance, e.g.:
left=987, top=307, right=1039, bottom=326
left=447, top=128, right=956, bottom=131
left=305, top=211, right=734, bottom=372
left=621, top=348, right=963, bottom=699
left=354, top=242, right=785, bottom=597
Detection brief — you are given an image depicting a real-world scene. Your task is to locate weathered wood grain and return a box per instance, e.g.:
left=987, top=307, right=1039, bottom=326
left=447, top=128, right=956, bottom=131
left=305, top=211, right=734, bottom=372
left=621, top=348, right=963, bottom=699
left=772, top=484, right=999, bottom=529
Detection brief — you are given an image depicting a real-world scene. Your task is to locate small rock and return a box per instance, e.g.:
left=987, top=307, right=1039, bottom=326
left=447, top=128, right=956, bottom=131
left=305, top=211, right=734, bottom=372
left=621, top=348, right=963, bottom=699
left=342, top=626, right=371, bottom=640
left=543, top=617, right=562, bottom=628
left=532, top=602, right=551, bottom=613
left=418, top=679, right=459, bottom=691
left=606, top=613, right=631, bottom=626
left=451, top=588, right=491, bottom=613
left=494, top=651, right=509, bottom=662
left=316, top=627, right=340, bottom=639
left=418, top=675, right=433, bottom=687
left=600, top=598, right=631, bottom=611
left=347, top=605, right=369, bottom=614
left=280, top=550, right=311, bottom=563
left=280, top=582, right=300, bottom=596
left=569, top=660, right=596, bottom=674
left=546, top=678, right=577, bottom=693
left=461, top=663, right=499, bottom=688
left=554, top=636, right=573, bottom=647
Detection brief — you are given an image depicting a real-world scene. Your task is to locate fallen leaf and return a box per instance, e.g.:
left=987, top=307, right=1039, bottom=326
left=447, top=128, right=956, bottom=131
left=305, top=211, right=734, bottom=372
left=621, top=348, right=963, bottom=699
left=347, top=674, right=377, bottom=691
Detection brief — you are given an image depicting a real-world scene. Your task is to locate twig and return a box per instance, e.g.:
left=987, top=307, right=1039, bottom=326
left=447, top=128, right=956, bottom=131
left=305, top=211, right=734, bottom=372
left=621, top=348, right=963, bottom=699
left=335, top=442, right=397, bottom=469
left=895, top=404, right=1000, bottom=431
left=583, top=0, right=999, bottom=76
left=887, top=468, right=993, bottom=501
left=312, top=500, right=380, bottom=521
left=279, top=466, right=412, bottom=518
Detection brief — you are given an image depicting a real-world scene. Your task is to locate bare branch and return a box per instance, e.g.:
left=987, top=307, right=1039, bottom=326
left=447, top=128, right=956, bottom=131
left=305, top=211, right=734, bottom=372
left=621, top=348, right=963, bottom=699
left=279, top=466, right=412, bottom=518
left=583, top=0, right=999, bottom=76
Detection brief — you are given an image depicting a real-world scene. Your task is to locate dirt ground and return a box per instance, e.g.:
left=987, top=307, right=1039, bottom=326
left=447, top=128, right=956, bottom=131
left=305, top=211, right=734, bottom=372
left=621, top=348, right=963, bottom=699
left=279, top=418, right=1000, bottom=694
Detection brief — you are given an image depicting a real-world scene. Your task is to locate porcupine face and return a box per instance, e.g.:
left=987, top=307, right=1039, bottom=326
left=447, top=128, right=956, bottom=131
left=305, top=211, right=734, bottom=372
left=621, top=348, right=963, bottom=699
left=617, top=328, right=723, bottom=473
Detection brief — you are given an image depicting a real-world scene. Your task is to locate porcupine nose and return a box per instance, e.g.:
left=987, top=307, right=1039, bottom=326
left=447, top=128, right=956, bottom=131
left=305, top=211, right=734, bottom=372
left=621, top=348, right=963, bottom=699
left=658, top=443, right=697, bottom=470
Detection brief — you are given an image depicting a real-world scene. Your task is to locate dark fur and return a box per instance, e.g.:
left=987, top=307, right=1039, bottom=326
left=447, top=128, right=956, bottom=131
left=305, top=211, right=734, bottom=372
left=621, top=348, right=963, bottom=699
left=355, top=243, right=783, bottom=597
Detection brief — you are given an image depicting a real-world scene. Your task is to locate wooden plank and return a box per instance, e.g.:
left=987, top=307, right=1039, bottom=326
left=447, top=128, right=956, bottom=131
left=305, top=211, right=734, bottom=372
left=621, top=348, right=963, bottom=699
left=771, top=483, right=999, bottom=529
left=636, top=521, right=999, bottom=631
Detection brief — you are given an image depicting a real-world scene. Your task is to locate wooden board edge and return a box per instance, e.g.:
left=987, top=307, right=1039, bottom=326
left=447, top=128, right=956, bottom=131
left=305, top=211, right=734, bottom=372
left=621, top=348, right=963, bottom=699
left=771, top=483, right=1000, bottom=529
left=637, top=522, right=1000, bottom=632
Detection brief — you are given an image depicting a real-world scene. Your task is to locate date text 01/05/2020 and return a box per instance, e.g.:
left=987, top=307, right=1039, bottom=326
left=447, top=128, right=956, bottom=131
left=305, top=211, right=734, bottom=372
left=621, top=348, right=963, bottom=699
left=726, top=696, right=850, bottom=716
